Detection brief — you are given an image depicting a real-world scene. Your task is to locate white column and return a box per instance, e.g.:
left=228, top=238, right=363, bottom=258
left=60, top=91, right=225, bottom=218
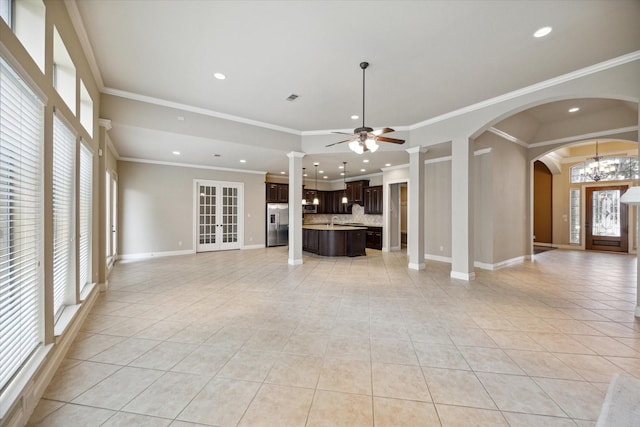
left=451, top=135, right=475, bottom=280
left=287, top=152, right=305, bottom=266
left=407, top=146, right=426, bottom=270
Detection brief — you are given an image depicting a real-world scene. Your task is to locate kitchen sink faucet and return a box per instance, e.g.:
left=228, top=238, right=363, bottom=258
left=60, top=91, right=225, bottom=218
left=331, top=216, right=339, bottom=227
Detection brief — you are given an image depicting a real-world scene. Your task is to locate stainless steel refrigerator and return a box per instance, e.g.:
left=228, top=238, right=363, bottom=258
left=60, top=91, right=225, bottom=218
left=266, top=203, right=289, bottom=247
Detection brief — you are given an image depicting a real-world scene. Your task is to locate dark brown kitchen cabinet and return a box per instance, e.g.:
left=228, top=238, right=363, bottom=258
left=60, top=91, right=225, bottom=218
left=364, top=185, right=383, bottom=214
left=302, top=229, right=319, bottom=253
left=346, top=180, right=369, bottom=205
left=366, top=226, right=383, bottom=250
left=266, top=183, right=288, bottom=203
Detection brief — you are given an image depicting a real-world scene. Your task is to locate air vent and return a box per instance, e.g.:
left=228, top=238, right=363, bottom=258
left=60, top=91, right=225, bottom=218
left=286, top=94, right=299, bottom=102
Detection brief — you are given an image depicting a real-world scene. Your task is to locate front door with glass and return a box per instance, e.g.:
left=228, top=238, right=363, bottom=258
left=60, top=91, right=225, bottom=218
left=585, top=185, right=628, bottom=252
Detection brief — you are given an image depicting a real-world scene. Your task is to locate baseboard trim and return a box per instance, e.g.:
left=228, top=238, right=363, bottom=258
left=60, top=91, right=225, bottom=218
left=475, top=255, right=526, bottom=270
left=118, top=249, right=196, bottom=261
left=451, top=270, right=476, bottom=280
left=408, top=262, right=425, bottom=270
left=244, top=244, right=266, bottom=250
left=1, top=283, right=100, bottom=427
left=424, top=254, right=452, bottom=263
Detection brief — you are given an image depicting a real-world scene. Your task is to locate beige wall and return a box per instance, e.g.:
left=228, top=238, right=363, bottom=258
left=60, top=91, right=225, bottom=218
left=425, top=159, right=452, bottom=257
left=118, top=161, right=266, bottom=256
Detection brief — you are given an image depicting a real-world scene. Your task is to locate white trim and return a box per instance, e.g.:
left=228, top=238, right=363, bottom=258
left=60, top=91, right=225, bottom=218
left=529, top=126, right=638, bottom=149
left=53, top=304, right=81, bottom=337
left=64, top=0, right=104, bottom=90
left=91, top=51, right=639, bottom=138
left=102, top=87, right=301, bottom=135
left=302, top=125, right=411, bottom=136
left=288, top=258, right=303, bottom=266
left=408, top=262, right=425, bottom=270
left=474, top=255, right=526, bottom=270
left=450, top=271, right=476, bottom=280
left=97, top=118, right=112, bottom=130
left=118, top=249, right=196, bottom=261
left=244, top=244, right=266, bottom=250
left=0, top=284, right=100, bottom=425
left=424, top=253, right=452, bottom=263
left=409, top=51, right=640, bottom=131
left=488, top=127, right=529, bottom=147
left=120, top=157, right=267, bottom=175
left=406, top=146, right=428, bottom=154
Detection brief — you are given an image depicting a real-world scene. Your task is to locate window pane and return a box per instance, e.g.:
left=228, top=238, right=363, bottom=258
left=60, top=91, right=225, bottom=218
left=79, top=143, right=92, bottom=292
left=0, top=56, right=44, bottom=392
left=52, top=115, right=75, bottom=318
left=569, top=189, right=580, bottom=244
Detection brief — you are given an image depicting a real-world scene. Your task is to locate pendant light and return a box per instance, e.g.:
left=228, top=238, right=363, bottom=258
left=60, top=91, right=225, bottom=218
left=313, top=164, right=319, bottom=205
left=341, top=161, right=348, bottom=204
left=301, top=167, right=307, bottom=205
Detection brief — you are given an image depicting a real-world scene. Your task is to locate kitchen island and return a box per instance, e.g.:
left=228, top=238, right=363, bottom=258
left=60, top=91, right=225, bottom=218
left=302, top=224, right=367, bottom=257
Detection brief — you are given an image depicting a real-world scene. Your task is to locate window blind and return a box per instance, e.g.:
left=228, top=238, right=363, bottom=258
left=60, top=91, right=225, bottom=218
left=78, top=143, right=92, bottom=293
left=52, top=114, right=75, bottom=319
left=0, top=57, right=44, bottom=392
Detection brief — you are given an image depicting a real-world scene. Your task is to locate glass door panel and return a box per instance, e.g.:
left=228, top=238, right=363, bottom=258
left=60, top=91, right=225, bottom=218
left=585, top=185, right=628, bottom=252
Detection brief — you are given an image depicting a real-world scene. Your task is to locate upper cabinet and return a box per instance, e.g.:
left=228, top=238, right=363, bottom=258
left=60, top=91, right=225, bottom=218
left=346, top=180, right=369, bottom=205
left=266, top=183, right=288, bottom=203
left=364, top=185, right=383, bottom=214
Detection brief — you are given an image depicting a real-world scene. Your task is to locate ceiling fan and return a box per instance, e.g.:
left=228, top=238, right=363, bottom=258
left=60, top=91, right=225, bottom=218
left=326, top=61, right=405, bottom=154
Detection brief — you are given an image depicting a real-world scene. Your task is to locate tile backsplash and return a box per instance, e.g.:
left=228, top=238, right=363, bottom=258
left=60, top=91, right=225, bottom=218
left=303, top=203, right=383, bottom=226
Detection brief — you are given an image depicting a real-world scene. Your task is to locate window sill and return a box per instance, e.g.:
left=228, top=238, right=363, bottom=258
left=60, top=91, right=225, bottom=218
left=54, top=304, right=81, bottom=338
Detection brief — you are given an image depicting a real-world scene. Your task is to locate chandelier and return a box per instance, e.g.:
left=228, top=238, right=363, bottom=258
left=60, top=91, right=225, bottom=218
left=583, top=141, right=619, bottom=182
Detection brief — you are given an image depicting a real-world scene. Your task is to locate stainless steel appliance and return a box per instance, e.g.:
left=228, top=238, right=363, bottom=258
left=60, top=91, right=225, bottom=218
left=303, top=204, right=317, bottom=214
left=266, top=203, right=289, bottom=247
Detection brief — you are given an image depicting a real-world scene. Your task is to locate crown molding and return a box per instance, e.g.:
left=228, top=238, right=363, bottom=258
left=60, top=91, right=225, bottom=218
left=64, top=0, right=104, bottom=90
left=119, top=157, right=267, bottom=175
left=102, top=87, right=302, bottom=136
left=409, top=50, right=640, bottom=131
left=529, top=126, right=638, bottom=148
left=488, top=127, right=528, bottom=147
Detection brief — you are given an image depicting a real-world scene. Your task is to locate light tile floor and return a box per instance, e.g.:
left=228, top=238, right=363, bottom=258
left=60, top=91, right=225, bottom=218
left=28, top=247, right=640, bottom=426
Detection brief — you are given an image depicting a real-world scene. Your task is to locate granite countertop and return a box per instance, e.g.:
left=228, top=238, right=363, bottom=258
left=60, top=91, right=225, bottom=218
left=302, top=224, right=367, bottom=231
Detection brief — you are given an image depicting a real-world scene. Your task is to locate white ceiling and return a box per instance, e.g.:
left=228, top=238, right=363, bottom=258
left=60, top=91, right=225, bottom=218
left=72, top=0, right=640, bottom=180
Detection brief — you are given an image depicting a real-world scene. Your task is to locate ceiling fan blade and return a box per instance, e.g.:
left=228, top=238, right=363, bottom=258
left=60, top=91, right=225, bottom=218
left=373, top=127, right=395, bottom=136
left=325, top=139, right=352, bottom=147
left=332, top=131, right=355, bottom=136
left=377, top=136, right=405, bottom=144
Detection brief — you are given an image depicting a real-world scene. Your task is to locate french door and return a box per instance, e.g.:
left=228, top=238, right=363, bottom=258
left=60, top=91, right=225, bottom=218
left=195, top=180, right=243, bottom=252
left=585, top=185, right=628, bottom=252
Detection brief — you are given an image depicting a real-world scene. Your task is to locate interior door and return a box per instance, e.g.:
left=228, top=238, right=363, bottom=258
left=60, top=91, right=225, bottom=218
left=585, top=185, right=628, bottom=252
left=196, top=181, right=242, bottom=252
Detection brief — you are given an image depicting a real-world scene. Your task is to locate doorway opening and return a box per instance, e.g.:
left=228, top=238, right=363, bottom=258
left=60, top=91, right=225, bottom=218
left=388, top=181, right=408, bottom=252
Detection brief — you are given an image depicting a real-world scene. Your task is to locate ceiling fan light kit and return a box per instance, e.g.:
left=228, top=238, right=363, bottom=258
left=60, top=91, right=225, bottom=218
left=327, top=61, right=405, bottom=154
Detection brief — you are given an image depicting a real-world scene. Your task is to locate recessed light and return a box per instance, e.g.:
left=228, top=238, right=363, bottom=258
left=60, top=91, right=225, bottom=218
left=172, top=151, right=181, bottom=155
left=239, top=159, right=246, bottom=163
left=340, top=172, right=345, bottom=176
left=280, top=171, right=286, bottom=175
left=313, top=162, right=319, bottom=166
left=323, top=176, right=328, bottom=179
left=214, top=72, right=226, bottom=80
left=351, top=115, right=359, bottom=120
left=385, top=163, right=391, bottom=167
left=568, top=107, right=580, bottom=113
left=360, top=168, right=366, bottom=172
left=303, top=173, right=308, bottom=177
left=363, top=159, right=369, bottom=163
left=534, top=26, right=552, bottom=38
left=339, top=165, right=344, bottom=169
left=319, top=170, right=324, bottom=174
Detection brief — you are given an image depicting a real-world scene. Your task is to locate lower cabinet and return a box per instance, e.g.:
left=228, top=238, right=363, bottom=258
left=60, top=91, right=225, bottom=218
left=302, top=229, right=319, bottom=253
left=366, top=226, right=383, bottom=250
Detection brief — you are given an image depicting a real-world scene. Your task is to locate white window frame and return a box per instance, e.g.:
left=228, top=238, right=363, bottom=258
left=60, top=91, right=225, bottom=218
left=78, top=142, right=92, bottom=296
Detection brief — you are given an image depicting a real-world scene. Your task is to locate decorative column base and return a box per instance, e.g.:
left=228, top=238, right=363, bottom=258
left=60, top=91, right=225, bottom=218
left=635, top=305, right=640, bottom=318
